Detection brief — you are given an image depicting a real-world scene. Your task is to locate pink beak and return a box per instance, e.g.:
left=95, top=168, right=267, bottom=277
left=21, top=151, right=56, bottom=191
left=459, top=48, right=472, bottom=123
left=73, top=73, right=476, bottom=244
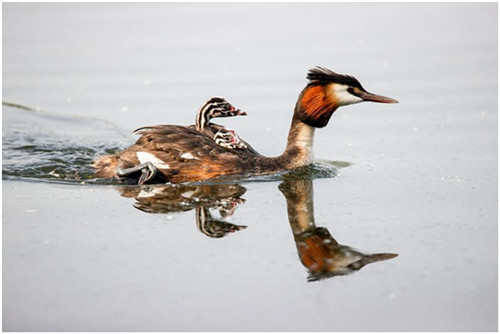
left=357, top=91, right=399, bottom=104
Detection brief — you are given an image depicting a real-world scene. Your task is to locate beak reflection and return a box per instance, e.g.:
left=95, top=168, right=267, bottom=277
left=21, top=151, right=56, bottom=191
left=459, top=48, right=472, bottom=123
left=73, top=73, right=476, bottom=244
left=279, top=179, right=398, bottom=281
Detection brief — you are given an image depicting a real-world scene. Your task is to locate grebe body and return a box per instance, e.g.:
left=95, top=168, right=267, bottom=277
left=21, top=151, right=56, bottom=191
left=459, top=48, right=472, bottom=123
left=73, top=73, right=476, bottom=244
left=93, top=67, right=397, bottom=184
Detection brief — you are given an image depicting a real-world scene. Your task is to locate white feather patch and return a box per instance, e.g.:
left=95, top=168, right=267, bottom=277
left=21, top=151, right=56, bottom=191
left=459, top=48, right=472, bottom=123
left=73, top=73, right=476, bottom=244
left=137, top=187, right=164, bottom=198
left=181, top=190, right=195, bottom=198
left=180, top=152, right=199, bottom=160
left=136, top=152, right=170, bottom=169
left=330, top=84, right=363, bottom=106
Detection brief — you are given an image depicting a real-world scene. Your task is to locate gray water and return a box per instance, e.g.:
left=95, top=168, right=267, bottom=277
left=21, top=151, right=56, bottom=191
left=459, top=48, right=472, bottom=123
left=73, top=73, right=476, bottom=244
left=2, top=3, right=498, bottom=331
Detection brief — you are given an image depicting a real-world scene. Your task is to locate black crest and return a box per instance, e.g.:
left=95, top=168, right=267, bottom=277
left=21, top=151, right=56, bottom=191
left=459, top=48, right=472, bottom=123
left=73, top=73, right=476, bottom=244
left=307, top=66, right=364, bottom=89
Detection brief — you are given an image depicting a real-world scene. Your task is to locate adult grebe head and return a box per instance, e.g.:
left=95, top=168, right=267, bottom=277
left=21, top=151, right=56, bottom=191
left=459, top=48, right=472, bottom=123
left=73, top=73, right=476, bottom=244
left=295, top=67, right=398, bottom=128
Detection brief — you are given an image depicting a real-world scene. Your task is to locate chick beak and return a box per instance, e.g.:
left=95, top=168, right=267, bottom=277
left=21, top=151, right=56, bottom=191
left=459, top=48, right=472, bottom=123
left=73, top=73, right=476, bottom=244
left=357, top=91, right=399, bottom=104
left=234, top=109, right=247, bottom=116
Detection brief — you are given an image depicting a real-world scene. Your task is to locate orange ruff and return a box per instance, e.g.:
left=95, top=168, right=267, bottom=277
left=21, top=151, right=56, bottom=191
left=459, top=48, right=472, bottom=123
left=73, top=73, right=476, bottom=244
left=301, top=85, right=327, bottom=120
left=298, top=84, right=338, bottom=128
left=296, top=234, right=332, bottom=272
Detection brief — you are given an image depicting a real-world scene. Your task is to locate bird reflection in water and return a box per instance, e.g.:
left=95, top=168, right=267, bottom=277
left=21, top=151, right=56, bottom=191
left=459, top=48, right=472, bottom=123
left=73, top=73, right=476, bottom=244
left=119, top=183, right=247, bottom=238
left=118, top=178, right=397, bottom=280
left=279, top=179, right=397, bottom=281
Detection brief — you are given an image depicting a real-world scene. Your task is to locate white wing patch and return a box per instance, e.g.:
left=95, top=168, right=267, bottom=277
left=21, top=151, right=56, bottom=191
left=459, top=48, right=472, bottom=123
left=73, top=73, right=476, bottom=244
left=136, top=152, right=170, bottom=169
left=137, top=187, right=164, bottom=198
left=181, top=190, right=195, bottom=198
left=180, top=152, right=199, bottom=160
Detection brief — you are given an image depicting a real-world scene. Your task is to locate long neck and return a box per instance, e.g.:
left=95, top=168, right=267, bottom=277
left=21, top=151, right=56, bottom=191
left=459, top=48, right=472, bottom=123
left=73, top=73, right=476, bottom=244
left=252, top=114, right=316, bottom=172
left=196, top=105, right=212, bottom=131
left=283, top=115, right=315, bottom=167
left=279, top=179, right=316, bottom=235
left=242, top=85, right=341, bottom=174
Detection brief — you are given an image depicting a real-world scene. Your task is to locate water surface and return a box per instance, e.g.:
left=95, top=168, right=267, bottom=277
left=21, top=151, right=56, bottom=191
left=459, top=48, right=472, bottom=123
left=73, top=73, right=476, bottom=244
left=3, top=2, right=497, bottom=331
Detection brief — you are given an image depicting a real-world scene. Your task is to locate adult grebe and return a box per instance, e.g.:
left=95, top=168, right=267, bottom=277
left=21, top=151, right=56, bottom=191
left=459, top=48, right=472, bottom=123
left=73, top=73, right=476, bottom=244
left=93, top=67, right=398, bottom=184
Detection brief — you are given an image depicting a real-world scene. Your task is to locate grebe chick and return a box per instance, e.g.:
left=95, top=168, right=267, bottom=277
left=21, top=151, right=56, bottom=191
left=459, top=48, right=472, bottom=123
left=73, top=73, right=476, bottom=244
left=213, top=127, right=247, bottom=150
left=93, top=66, right=398, bottom=184
left=194, top=96, right=247, bottom=150
left=103, top=97, right=248, bottom=185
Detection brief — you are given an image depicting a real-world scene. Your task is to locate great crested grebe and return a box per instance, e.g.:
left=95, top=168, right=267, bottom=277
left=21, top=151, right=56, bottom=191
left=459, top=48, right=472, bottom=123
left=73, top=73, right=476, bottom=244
left=93, top=67, right=398, bottom=184
left=194, top=96, right=247, bottom=150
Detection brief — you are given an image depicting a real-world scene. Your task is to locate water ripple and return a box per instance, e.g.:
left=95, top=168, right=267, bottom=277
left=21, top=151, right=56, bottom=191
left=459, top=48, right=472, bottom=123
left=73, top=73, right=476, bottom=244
left=3, top=102, right=351, bottom=185
left=2, top=103, right=127, bottom=183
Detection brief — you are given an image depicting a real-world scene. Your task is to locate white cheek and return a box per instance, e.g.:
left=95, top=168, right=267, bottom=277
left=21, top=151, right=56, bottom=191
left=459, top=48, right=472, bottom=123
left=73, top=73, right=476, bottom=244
left=332, top=84, right=363, bottom=106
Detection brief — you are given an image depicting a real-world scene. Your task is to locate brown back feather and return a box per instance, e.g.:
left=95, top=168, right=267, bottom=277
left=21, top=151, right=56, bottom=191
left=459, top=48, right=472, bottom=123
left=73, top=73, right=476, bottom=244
left=127, top=125, right=256, bottom=182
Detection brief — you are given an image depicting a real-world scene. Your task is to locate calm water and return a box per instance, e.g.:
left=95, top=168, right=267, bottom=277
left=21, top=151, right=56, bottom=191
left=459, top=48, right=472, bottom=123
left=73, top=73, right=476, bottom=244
left=3, top=3, right=497, bottom=331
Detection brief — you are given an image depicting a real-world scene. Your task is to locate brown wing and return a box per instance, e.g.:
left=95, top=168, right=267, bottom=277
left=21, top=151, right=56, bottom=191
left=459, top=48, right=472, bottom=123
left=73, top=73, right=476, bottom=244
left=135, top=124, right=260, bottom=155
left=129, top=125, right=252, bottom=182
left=133, top=125, right=235, bottom=157
left=187, top=123, right=260, bottom=155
